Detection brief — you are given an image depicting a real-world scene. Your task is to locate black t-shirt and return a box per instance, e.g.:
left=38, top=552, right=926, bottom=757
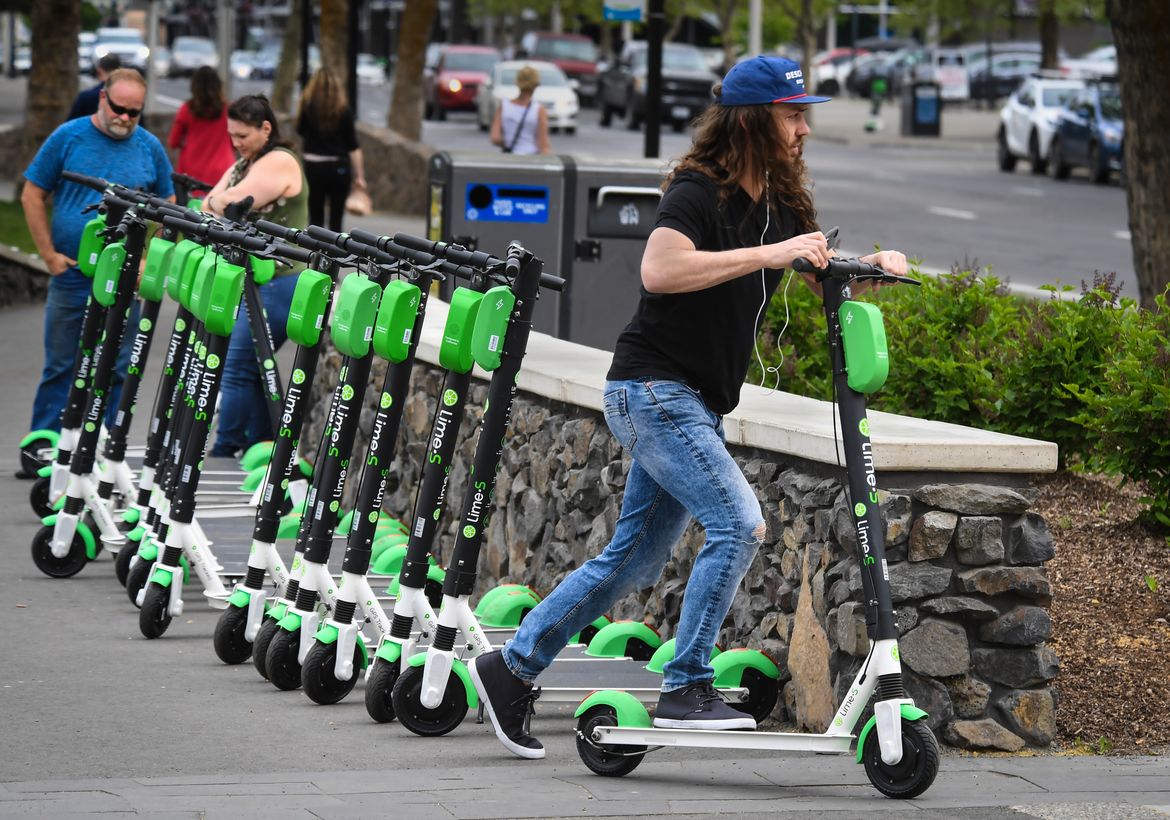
left=296, top=106, right=359, bottom=157
left=606, top=170, right=799, bottom=415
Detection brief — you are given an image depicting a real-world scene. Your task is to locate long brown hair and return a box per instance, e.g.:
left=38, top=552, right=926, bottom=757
left=298, top=67, right=348, bottom=133
left=188, top=66, right=226, bottom=120
left=669, top=84, right=817, bottom=234
left=227, top=94, right=291, bottom=159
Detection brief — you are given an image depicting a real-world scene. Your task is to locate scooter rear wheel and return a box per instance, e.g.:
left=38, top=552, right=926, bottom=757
left=265, top=626, right=303, bottom=690
left=213, top=603, right=253, bottom=665
left=302, top=640, right=363, bottom=704
left=575, top=706, right=646, bottom=777
left=29, top=475, right=54, bottom=518
left=364, top=658, right=399, bottom=723
left=139, top=582, right=173, bottom=639
left=740, top=667, right=780, bottom=724
left=30, top=526, right=88, bottom=578
left=390, top=663, right=468, bottom=737
left=20, top=435, right=54, bottom=476
left=861, top=718, right=939, bottom=799
left=252, top=615, right=281, bottom=679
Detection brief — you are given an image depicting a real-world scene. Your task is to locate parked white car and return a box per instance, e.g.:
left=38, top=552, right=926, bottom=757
left=476, top=60, right=579, bottom=134
left=1063, top=44, right=1116, bottom=80
left=997, top=75, right=1085, bottom=174
left=356, top=53, right=386, bottom=85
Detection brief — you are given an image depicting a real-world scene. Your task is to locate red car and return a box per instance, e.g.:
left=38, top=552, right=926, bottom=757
left=425, top=45, right=501, bottom=120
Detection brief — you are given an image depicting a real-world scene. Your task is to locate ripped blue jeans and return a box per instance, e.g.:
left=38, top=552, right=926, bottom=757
left=502, top=378, right=765, bottom=691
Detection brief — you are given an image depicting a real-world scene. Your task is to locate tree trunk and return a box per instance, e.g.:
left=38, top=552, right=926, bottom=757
left=1107, top=0, right=1170, bottom=307
left=22, top=0, right=79, bottom=171
left=319, top=0, right=348, bottom=84
left=1038, top=0, right=1059, bottom=70
left=716, top=0, right=740, bottom=74
left=386, top=0, right=438, bottom=141
left=800, top=0, right=815, bottom=92
left=271, top=0, right=304, bottom=114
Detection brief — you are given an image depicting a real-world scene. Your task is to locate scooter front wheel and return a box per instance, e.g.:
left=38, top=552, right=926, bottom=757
left=575, top=706, right=646, bottom=777
left=252, top=615, right=280, bottom=680
left=265, top=626, right=303, bottom=690
left=213, top=604, right=253, bottom=665
left=114, top=543, right=135, bottom=587
left=390, top=663, right=468, bottom=737
left=364, top=658, right=400, bottom=723
left=302, top=640, right=363, bottom=704
left=30, top=526, right=88, bottom=578
left=29, top=475, right=54, bottom=518
left=139, top=583, right=173, bottom=639
left=126, top=557, right=151, bottom=607
left=862, top=718, right=939, bottom=799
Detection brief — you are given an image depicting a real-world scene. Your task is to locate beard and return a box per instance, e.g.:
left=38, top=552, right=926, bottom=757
left=102, top=115, right=136, bottom=140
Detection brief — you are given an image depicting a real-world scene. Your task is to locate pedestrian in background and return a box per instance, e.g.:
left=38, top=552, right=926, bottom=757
left=67, top=53, right=122, bottom=120
left=167, top=66, right=235, bottom=189
left=201, top=94, right=308, bottom=458
left=296, top=67, right=366, bottom=231
left=22, top=68, right=175, bottom=447
left=490, top=64, right=551, bottom=155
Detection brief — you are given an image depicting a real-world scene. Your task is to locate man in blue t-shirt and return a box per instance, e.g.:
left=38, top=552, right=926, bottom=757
left=21, top=67, right=175, bottom=453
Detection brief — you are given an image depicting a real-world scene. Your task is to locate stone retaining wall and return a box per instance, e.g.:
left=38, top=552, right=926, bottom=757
left=0, top=247, right=49, bottom=308
left=304, top=357, right=1059, bottom=752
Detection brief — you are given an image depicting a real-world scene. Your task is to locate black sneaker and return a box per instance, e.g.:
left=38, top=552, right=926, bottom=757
left=652, top=680, right=757, bottom=730
left=468, top=650, right=545, bottom=759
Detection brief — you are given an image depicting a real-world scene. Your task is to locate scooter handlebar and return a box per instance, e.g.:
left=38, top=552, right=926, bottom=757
left=62, top=170, right=109, bottom=191
left=792, top=256, right=921, bottom=287
left=392, top=232, right=498, bottom=269
left=171, top=172, right=215, bottom=193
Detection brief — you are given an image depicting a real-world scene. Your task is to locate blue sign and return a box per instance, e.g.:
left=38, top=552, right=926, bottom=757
left=604, top=0, right=644, bottom=21
left=464, top=183, right=550, bottom=223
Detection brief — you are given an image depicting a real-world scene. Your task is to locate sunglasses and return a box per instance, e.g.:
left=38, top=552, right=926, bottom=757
left=105, top=96, right=142, bottom=119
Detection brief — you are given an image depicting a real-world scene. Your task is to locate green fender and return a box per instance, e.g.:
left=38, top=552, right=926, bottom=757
left=21, top=429, right=60, bottom=449
left=150, top=565, right=177, bottom=587
left=119, top=507, right=141, bottom=527
left=336, top=509, right=355, bottom=533
left=239, top=441, right=276, bottom=471
left=240, top=464, right=267, bottom=493
left=570, top=615, right=614, bottom=646
left=585, top=621, right=663, bottom=659
left=371, top=544, right=408, bottom=576
left=474, top=584, right=543, bottom=629
left=313, top=623, right=370, bottom=670
left=227, top=588, right=251, bottom=609
left=374, top=639, right=403, bottom=664
left=276, top=514, right=302, bottom=540
left=36, top=464, right=52, bottom=478
left=265, top=600, right=289, bottom=621
left=645, top=638, right=723, bottom=674
left=126, top=525, right=145, bottom=543
left=855, top=704, right=930, bottom=763
left=405, top=652, right=478, bottom=709
left=138, top=541, right=159, bottom=562
left=371, top=533, right=409, bottom=563
left=378, top=516, right=408, bottom=535
left=385, top=563, right=445, bottom=596
left=574, top=690, right=652, bottom=728
left=711, top=647, right=780, bottom=687
left=41, top=514, right=97, bottom=560
left=277, top=611, right=303, bottom=632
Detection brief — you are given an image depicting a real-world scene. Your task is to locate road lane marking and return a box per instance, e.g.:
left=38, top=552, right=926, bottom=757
left=1114, top=230, right=1131, bottom=240
left=928, top=206, right=977, bottom=221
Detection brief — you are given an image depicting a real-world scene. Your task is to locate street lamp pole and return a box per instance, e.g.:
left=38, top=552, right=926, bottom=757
left=643, top=0, right=664, bottom=159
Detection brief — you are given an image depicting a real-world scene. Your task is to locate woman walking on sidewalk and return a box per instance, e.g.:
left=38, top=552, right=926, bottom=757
left=296, top=67, right=367, bottom=231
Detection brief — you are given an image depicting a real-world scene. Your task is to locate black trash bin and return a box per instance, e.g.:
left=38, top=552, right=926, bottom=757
left=900, top=81, right=941, bottom=137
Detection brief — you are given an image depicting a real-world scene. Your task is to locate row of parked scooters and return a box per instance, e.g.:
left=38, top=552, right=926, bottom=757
left=18, top=171, right=940, bottom=798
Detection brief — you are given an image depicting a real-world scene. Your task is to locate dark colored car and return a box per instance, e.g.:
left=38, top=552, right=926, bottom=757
left=1048, top=81, right=1124, bottom=184
left=521, top=31, right=600, bottom=105
left=424, top=45, right=501, bottom=120
left=598, top=42, right=717, bottom=132
left=969, top=52, right=1042, bottom=101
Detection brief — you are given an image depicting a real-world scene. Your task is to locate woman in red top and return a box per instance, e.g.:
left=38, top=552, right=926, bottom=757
left=167, top=67, right=235, bottom=189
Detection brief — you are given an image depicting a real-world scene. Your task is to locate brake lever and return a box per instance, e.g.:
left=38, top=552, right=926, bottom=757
left=824, top=225, right=841, bottom=252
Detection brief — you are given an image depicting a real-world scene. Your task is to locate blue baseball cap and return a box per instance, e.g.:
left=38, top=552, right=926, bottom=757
left=719, top=56, right=831, bottom=106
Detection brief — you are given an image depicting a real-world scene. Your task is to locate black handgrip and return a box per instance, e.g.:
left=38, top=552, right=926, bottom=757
left=394, top=233, right=498, bottom=269
left=254, top=220, right=345, bottom=259
left=346, top=227, right=447, bottom=269
left=253, top=219, right=297, bottom=242
left=171, top=172, right=215, bottom=192
left=161, top=215, right=266, bottom=254
left=268, top=243, right=313, bottom=264
left=144, top=195, right=207, bottom=223
left=62, top=171, right=108, bottom=191
left=539, top=273, right=565, bottom=291
left=304, top=225, right=400, bottom=267
left=793, top=257, right=881, bottom=280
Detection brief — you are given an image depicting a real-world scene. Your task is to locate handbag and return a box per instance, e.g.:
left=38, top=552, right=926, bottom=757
left=502, top=102, right=533, bottom=154
left=345, top=186, right=372, bottom=216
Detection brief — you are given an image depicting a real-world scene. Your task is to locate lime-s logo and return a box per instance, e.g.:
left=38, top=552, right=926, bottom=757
left=891, top=645, right=900, bottom=661
left=380, top=392, right=393, bottom=409
left=206, top=354, right=221, bottom=369
left=263, top=358, right=275, bottom=369
left=463, top=525, right=476, bottom=538
left=292, top=368, right=306, bottom=385
left=341, top=384, right=355, bottom=401
left=329, top=500, right=340, bottom=513
left=85, top=422, right=96, bottom=432
left=442, top=389, right=458, bottom=407
left=139, top=317, right=152, bottom=332
left=368, top=511, right=378, bottom=524
left=854, top=502, right=867, bottom=517
left=75, top=378, right=86, bottom=389
left=176, top=318, right=186, bottom=332
left=858, top=418, right=870, bottom=437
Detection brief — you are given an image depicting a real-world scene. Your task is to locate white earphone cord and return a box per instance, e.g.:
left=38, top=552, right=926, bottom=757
left=752, top=177, right=796, bottom=394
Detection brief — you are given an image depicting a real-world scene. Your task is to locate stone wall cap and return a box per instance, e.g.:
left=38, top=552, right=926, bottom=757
left=0, top=242, right=48, bottom=275
left=415, top=297, right=1058, bottom=474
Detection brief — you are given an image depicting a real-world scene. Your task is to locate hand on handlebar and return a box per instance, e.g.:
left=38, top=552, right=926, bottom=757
left=769, top=231, right=834, bottom=272
left=852, top=250, right=907, bottom=294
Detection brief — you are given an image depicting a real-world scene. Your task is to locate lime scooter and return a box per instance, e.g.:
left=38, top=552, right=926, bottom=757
left=211, top=228, right=348, bottom=664
left=30, top=196, right=146, bottom=578
left=257, top=230, right=426, bottom=689
left=571, top=254, right=940, bottom=800
left=133, top=218, right=311, bottom=637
